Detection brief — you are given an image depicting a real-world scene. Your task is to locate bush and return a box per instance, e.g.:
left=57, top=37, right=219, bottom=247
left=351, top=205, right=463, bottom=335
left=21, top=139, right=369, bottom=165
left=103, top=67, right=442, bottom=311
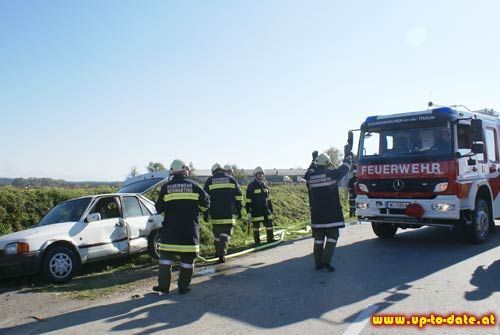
left=0, top=184, right=352, bottom=257
left=0, top=186, right=116, bottom=233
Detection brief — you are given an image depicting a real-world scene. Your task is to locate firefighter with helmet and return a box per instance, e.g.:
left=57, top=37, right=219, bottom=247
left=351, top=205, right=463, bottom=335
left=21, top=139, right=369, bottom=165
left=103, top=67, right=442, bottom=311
left=203, top=163, right=243, bottom=263
left=224, top=164, right=234, bottom=176
left=154, top=159, right=210, bottom=294
left=246, top=166, right=275, bottom=244
left=305, top=148, right=351, bottom=272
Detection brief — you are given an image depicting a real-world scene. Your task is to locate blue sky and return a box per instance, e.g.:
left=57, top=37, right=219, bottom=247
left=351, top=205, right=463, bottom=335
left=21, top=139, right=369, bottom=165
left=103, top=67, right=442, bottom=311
left=1, top=0, right=500, bottom=181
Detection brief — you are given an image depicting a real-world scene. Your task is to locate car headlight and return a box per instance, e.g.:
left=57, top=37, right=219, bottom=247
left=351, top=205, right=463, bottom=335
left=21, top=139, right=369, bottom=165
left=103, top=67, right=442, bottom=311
left=358, top=183, right=369, bottom=193
left=434, top=182, right=448, bottom=192
left=4, top=242, right=30, bottom=255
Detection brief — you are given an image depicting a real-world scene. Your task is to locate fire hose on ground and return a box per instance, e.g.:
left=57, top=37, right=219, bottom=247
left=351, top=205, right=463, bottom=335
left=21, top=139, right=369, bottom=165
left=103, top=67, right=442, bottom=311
left=196, top=222, right=311, bottom=265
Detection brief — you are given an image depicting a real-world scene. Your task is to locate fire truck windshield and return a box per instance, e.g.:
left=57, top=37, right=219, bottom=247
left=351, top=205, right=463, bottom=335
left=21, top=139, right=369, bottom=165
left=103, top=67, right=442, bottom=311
left=360, top=125, right=453, bottom=159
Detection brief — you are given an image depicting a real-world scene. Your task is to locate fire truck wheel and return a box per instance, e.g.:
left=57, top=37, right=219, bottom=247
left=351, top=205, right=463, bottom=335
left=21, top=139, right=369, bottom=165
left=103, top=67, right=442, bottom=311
left=466, top=198, right=491, bottom=244
left=371, top=222, right=398, bottom=239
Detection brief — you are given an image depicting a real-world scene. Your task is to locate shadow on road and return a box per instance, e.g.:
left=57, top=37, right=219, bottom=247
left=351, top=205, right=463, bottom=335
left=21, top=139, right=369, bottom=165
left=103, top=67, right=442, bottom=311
left=2, top=225, right=499, bottom=334
left=0, top=254, right=156, bottom=295
left=465, top=259, right=500, bottom=301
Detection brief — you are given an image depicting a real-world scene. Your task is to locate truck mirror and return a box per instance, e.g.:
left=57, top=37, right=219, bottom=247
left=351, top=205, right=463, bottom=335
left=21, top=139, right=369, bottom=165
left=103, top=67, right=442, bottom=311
left=348, top=131, right=354, bottom=148
left=471, top=119, right=483, bottom=142
left=472, top=143, right=485, bottom=154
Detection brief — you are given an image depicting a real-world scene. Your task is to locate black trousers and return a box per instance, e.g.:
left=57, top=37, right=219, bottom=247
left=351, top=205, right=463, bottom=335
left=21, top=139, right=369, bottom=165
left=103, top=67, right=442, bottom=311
left=158, top=251, right=196, bottom=291
left=212, top=224, right=233, bottom=256
left=312, top=228, right=339, bottom=267
left=252, top=219, right=274, bottom=243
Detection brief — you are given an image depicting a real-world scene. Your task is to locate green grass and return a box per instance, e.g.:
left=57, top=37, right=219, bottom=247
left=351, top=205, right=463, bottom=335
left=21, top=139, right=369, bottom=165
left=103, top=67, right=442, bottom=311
left=1, top=184, right=355, bottom=300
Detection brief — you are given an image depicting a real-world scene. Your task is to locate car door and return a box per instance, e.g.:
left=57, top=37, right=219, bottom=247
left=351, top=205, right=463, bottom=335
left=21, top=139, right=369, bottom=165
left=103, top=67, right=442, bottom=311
left=121, top=195, right=153, bottom=253
left=80, top=196, right=129, bottom=260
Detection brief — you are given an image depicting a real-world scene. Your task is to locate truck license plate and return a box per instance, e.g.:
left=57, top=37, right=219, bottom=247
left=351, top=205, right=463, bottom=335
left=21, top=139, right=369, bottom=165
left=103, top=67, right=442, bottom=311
left=386, top=202, right=410, bottom=209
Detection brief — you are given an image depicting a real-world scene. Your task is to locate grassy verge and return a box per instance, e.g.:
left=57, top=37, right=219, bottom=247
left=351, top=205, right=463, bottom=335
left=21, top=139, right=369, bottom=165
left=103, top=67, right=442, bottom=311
left=1, top=184, right=355, bottom=300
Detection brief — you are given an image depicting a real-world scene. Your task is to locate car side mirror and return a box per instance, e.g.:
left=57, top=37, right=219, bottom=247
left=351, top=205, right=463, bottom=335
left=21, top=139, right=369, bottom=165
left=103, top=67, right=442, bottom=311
left=472, top=143, right=484, bottom=154
left=87, top=213, right=101, bottom=223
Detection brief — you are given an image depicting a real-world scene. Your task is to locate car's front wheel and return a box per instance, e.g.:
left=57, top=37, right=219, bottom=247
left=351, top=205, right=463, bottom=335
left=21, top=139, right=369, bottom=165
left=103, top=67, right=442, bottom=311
left=148, top=229, right=161, bottom=259
left=41, top=246, right=78, bottom=283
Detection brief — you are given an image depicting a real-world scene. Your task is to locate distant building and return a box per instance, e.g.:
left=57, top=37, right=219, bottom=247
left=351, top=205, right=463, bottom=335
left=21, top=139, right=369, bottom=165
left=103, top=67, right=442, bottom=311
left=192, top=168, right=307, bottom=185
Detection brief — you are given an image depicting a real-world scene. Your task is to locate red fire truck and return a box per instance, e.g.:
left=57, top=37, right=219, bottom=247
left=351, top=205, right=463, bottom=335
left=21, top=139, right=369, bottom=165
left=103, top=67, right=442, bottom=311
left=355, top=105, right=498, bottom=244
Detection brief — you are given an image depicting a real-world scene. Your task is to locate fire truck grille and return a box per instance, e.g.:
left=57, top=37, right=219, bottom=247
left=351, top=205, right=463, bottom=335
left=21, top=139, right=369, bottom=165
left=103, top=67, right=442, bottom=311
left=363, top=179, right=448, bottom=193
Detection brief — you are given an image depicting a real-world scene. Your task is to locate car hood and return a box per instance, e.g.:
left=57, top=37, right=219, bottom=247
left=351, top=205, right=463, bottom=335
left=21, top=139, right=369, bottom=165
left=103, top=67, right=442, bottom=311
left=118, top=171, right=170, bottom=194
left=0, top=222, right=78, bottom=250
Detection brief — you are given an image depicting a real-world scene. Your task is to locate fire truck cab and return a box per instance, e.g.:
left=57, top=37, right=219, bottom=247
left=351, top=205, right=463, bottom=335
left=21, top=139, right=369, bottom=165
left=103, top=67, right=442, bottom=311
left=355, top=106, right=498, bottom=243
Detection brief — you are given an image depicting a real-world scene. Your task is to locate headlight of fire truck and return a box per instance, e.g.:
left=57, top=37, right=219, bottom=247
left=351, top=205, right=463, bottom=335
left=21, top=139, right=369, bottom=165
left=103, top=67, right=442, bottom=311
left=356, top=202, right=369, bottom=209
left=433, top=182, right=448, bottom=192
left=431, top=203, right=456, bottom=211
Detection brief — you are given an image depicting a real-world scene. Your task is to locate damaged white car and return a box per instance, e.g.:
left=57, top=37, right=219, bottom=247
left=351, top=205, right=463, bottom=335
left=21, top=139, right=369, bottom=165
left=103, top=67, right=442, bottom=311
left=0, top=171, right=169, bottom=283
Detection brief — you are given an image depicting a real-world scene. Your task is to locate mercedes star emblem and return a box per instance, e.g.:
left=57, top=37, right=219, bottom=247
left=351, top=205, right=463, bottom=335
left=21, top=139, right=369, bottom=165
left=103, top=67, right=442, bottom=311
left=393, top=179, right=405, bottom=191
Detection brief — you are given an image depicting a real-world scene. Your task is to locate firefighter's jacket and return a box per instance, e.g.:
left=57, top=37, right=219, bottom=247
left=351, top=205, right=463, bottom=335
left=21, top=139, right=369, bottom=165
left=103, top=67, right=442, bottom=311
left=305, top=160, right=351, bottom=229
left=203, top=172, right=243, bottom=224
left=245, top=178, right=273, bottom=222
left=155, top=175, right=210, bottom=253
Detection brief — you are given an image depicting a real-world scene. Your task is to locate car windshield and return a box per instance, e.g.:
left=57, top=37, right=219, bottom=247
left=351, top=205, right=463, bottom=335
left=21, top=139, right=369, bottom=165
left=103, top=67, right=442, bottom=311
left=360, top=125, right=453, bottom=158
left=37, top=197, right=92, bottom=226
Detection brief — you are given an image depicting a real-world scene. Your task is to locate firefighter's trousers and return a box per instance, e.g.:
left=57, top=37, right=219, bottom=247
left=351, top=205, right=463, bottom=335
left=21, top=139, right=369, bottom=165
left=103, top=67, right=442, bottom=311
left=212, top=224, right=233, bottom=257
left=158, top=251, right=196, bottom=291
left=252, top=219, right=274, bottom=244
left=312, top=228, right=339, bottom=267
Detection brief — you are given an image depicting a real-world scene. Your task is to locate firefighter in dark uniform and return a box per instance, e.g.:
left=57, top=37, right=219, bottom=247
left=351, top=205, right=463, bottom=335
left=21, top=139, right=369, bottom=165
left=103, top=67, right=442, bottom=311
left=154, top=159, right=210, bottom=294
left=305, top=152, right=351, bottom=272
left=203, top=163, right=243, bottom=263
left=246, top=166, right=274, bottom=244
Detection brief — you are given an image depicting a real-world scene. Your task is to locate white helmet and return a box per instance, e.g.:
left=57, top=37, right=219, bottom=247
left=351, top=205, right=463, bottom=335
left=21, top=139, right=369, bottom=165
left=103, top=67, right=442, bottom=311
left=223, top=164, right=233, bottom=173
left=314, top=153, right=331, bottom=166
left=211, top=163, right=223, bottom=173
left=254, top=166, right=264, bottom=175
left=170, top=159, right=188, bottom=174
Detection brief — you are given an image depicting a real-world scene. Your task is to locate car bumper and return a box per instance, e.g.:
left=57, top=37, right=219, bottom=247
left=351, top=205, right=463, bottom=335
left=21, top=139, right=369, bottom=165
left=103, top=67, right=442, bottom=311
left=355, top=195, right=461, bottom=225
left=0, top=250, right=42, bottom=279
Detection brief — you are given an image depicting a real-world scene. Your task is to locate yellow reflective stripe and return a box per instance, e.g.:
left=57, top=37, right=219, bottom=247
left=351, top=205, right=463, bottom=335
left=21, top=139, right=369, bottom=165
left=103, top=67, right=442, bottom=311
left=252, top=216, right=265, bottom=222
left=199, top=206, right=208, bottom=212
left=209, top=183, right=235, bottom=190
left=159, top=244, right=200, bottom=253
left=235, top=196, right=243, bottom=201
left=246, top=199, right=252, bottom=203
left=268, top=214, right=273, bottom=219
left=211, top=218, right=236, bottom=224
left=254, top=189, right=262, bottom=194
left=163, top=193, right=200, bottom=202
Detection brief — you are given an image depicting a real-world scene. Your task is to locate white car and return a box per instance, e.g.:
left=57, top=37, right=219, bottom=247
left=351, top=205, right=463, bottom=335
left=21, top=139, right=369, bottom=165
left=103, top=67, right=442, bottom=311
left=0, top=171, right=169, bottom=283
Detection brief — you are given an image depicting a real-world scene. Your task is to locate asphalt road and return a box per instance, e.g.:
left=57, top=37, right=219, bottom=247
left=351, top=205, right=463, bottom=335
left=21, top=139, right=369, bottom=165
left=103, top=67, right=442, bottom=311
left=1, top=223, right=499, bottom=335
